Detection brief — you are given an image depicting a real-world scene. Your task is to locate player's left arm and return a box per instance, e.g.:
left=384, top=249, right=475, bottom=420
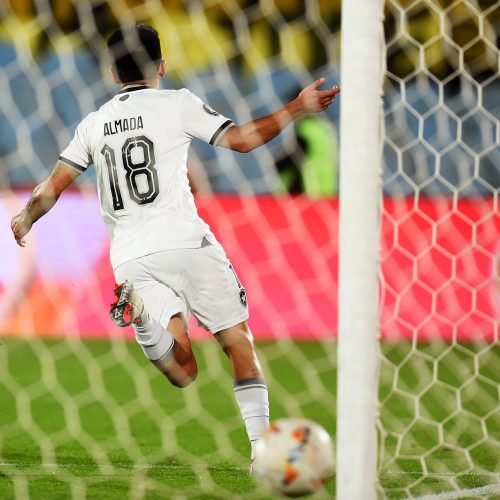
left=11, top=162, right=80, bottom=247
left=217, top=79, right=340, bottom=153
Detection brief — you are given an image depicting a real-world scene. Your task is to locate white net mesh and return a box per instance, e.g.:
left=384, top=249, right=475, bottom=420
left=1, top=1, right=499, bottom=498
left=378, top=0, right=500, bottom=497
left=0, top=1, right=338, bottom=498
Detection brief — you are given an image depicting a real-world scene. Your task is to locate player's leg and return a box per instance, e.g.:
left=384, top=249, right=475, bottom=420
left=215, top=321, right=269, bottom=461
left=215, top=321, right=263, bottom=380
left=112, top=264, right=197, bottom=388
left=179, top=243, right=269, bottom=460
left=152, top=313, right=198, bottom=388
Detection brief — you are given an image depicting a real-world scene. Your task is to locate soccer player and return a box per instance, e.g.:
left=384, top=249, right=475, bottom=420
left=10, top=23, right=340, bottom=465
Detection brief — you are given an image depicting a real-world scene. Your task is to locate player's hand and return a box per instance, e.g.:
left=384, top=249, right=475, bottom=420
left=295, top=78, right=341, bottom=115
left=11, top=212, right=32, bottom=247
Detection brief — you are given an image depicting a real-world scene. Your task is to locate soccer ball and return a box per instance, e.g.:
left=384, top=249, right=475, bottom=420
left=252, top=417, right=334, bottom=497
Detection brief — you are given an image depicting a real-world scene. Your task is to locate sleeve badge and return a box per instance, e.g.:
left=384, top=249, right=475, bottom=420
left=203, top=103, right=219, bottom=116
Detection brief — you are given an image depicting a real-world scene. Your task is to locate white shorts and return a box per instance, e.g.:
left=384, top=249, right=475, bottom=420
left=114, top=244, right=249, bottom=334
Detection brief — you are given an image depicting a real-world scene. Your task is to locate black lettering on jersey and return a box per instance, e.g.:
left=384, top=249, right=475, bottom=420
left=104, top=116, right=144, bottom=136
left=239, top=289, right=248, bottom=308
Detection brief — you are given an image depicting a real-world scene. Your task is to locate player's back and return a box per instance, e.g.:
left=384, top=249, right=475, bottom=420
left=59, top=84, right=233, bottom=269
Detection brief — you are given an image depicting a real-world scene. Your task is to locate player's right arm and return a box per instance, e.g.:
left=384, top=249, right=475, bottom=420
left=11, top=112, right=93, bottom=247
left=11, top=162, right=80, bottom=247
left=217, top=78, right=340, bottom=153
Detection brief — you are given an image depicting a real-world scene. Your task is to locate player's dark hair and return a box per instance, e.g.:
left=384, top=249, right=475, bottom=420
left=107, top=23, right=162, bottom=83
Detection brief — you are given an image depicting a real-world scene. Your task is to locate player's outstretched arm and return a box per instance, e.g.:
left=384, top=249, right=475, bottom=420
left=10, top=162, right=80, bottom=247
left=217, top=78, right=340, bottom=153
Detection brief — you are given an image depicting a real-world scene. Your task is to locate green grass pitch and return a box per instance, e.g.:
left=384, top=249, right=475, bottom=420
left=0, top=338, right=498, bottom=499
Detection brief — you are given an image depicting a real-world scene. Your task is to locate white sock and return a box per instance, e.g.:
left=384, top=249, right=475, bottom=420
left=137, top=306, right=150, bottom=326
left=233, top=378, right=270, bottom=459
left=134, top=316, right=175, bottom=361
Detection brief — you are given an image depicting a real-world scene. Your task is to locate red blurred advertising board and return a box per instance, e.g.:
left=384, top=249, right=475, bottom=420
left=1, top=193, right=498, bottom=340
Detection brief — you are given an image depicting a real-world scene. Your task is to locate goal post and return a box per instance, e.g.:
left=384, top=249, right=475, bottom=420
left=337, top=1, right=385, bottom=498
left=338, top=0, right=500, bottom=498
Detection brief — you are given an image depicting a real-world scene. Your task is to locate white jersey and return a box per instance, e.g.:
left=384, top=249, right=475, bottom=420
left=59, top=84, right=234, bottom=269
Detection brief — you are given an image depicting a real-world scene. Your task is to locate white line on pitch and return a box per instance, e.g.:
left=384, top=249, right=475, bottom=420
left=0, top=462, right=247, bottom=471
left=384, top=470, right=496, bottom=477
left=410, top=483, right=500, bottom=500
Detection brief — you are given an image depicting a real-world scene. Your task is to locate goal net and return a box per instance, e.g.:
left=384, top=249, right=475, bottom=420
left=377, top=0, right=500, bottom=498
left=0, top=1, right=339, bottom=498
left=0, top=1, right=498, bottom=499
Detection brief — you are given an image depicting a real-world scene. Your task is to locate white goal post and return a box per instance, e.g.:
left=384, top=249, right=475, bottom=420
left=338, top=0, right=500, bottom=498
left=337, top=0, right=385, bottom=499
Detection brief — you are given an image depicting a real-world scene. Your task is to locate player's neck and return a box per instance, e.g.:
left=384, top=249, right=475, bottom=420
left=120, top=78, right=160, bottom=90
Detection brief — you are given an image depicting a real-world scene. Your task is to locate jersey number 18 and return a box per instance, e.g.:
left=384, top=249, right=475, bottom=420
left=101, top=135, right=159, bottom=210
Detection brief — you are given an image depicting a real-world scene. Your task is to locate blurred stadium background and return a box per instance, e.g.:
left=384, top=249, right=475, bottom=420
left=0, top=0, right=499, bottom=499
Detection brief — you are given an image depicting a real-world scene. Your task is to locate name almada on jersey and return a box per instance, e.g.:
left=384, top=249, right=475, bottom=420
left=104, top=116, right=144, bottom=136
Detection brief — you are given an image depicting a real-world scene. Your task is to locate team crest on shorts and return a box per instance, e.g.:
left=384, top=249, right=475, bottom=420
left=239, top=289, right=248, bottom=308
left=203, top=103, right=219, bottom=116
